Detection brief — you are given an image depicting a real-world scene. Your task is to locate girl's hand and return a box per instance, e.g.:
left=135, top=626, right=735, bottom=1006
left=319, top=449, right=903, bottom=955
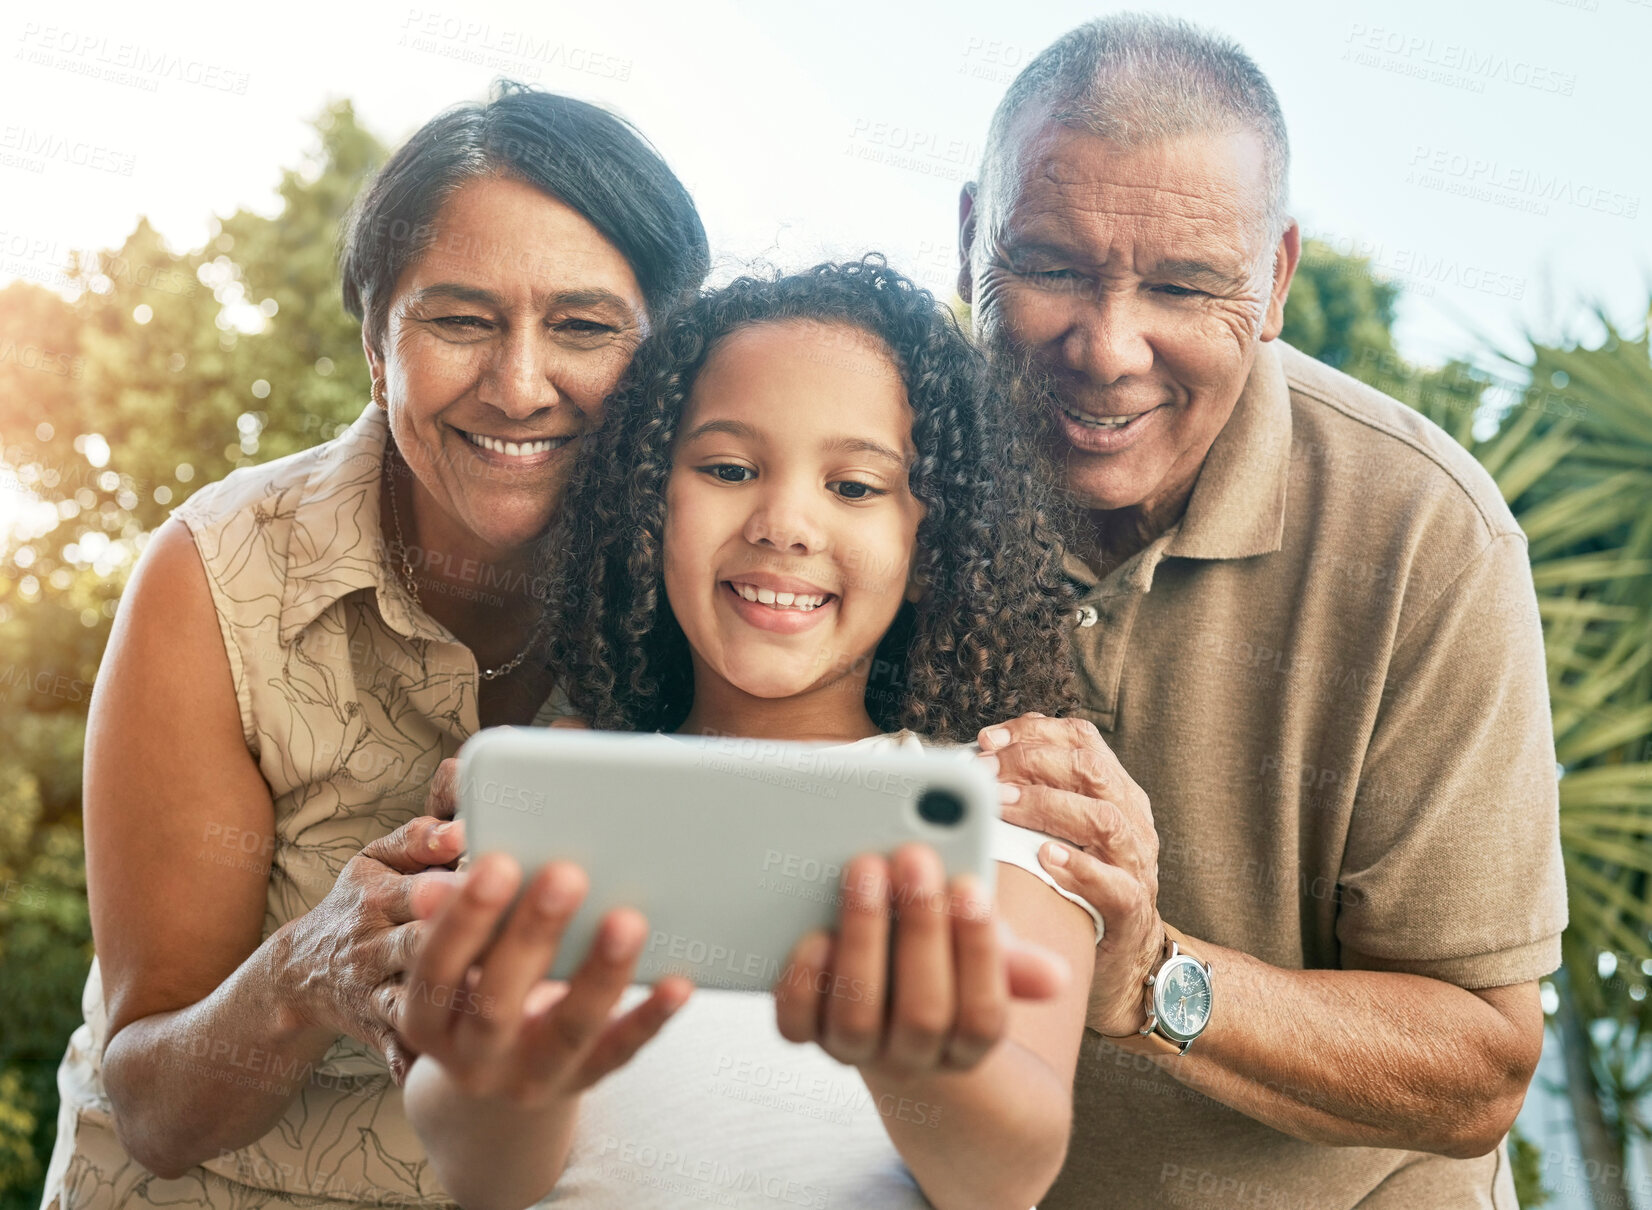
left=397, top=851, right=692, bottom=1107
left=772, top=844, right=1069, bottom=1076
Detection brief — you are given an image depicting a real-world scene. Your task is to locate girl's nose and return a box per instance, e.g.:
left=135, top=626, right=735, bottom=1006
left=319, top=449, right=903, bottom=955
left=742, top=490, right=826, bottom=555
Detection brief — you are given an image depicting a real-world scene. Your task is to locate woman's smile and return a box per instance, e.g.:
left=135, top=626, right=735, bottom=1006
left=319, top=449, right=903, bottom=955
left=451, top=423, right=579, bottom=469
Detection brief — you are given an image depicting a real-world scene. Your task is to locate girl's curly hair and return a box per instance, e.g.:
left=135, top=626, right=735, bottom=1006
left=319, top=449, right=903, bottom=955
left=538, top=255, right=1078, bottom=741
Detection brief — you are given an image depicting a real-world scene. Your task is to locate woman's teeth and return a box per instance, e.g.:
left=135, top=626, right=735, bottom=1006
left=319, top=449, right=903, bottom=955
left=464, top=431, right=567, bottom=457
left=1061, top=405, right=1139, bottom=430
left=731, top=583, right=829, bottom=611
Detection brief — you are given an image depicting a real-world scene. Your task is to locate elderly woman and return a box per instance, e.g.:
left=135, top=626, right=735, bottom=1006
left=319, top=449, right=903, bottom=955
left=42, top=83, right=708, bottom=1209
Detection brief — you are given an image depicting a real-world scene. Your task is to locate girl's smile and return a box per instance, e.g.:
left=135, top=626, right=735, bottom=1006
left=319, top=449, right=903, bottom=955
left=664, top=318, right=923, bottom=732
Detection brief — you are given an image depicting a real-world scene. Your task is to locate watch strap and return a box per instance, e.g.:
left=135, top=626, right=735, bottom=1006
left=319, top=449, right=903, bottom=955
left=1104, top=924, right=1209, bottom=1056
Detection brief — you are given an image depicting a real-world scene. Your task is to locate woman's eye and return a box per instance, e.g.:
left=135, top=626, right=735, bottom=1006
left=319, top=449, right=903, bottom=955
left=830, top=480, right=885, bottom=501
left=698, top=464, right=755, bottom=484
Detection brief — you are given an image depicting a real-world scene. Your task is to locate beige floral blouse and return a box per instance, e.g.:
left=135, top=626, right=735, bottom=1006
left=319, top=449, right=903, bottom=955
left=43, top=403, right=560, bottom=1209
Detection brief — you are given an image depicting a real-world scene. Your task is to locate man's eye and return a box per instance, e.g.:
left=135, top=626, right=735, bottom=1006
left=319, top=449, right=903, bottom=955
left=1154, top=284, right=1201, bottom=298
left=556, top=318, right=613, bottom=335
left=830, top=480, right=885, bottom=501
left=1029, top=268, right=1076, bottom=281
left=698, top=464, right=755, bottom=484
left=434, top=315, right=492, bottom=330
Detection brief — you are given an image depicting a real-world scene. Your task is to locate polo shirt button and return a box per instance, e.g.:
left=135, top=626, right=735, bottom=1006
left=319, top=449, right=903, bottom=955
left=1075, top=605, right=1099, bottom=627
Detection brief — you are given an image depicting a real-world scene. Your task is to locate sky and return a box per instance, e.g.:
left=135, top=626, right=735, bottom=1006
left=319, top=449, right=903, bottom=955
left=1, top=0, right=1648, bottom=377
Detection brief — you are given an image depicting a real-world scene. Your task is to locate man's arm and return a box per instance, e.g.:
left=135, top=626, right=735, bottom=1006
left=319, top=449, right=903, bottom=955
left=1070, top=903, right=1543, bottom=1156
left=981, top=686, right=1556, bottom=1158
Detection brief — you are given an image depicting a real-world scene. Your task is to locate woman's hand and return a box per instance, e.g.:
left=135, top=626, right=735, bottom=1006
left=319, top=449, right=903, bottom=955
left=420, top=715, right=589, bottom=822
left=773, top=844, right=1069, bottom=1077
left=396, top=851, right=691, bottom=1107
left=274, top=814, right=467, bottom=1084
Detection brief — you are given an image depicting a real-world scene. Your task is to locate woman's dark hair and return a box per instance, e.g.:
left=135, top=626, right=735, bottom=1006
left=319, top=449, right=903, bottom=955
left=541, top=256, right=1079, bottom=742
left=340, top=81, right=709, bottom=353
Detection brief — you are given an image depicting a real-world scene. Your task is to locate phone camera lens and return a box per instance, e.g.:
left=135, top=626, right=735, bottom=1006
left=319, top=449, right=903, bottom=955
left=916, top=789, right=966, bottom=827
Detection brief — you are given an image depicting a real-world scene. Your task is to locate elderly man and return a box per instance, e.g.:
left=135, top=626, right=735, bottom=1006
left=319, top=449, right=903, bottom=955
left=961, top=15, right=1566, bottom=1208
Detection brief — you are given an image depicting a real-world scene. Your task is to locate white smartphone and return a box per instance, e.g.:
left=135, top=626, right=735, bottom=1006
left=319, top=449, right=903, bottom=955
left=456, top=727, right=999, bottom=990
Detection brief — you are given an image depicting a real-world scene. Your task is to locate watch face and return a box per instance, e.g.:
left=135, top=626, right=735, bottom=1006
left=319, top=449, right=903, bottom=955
left=1153, top=956, right=1212, bottom=1042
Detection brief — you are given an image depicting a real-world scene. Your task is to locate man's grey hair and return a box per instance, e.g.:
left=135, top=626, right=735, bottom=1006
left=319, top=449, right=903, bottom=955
left=979, top=13, right=1291, bottom=240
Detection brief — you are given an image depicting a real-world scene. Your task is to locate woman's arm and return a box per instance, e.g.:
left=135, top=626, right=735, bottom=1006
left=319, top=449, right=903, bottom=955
left=90, top=520, right=464, bottom=1178
left=776, top=848, right=1095, bottom=1210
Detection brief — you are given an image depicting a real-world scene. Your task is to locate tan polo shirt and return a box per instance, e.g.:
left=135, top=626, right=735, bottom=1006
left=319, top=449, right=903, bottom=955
left=1042, top=339, right=1566, bottom=1209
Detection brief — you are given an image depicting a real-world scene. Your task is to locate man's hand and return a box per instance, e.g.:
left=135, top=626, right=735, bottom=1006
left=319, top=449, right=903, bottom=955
left=978, top=712, right=1164, bottom=1037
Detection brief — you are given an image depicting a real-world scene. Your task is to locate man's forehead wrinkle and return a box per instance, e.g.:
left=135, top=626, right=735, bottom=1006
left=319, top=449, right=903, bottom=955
left=1008, top=190, right=1256, bottom=260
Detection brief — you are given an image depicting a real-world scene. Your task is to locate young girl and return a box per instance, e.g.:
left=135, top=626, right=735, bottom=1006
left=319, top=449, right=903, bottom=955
left=401, top=259, right=1103, bottom=1210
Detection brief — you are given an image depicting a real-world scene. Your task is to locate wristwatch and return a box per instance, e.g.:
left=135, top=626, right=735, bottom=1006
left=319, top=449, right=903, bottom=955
left=1129, top=925, right=1213, bottom=1055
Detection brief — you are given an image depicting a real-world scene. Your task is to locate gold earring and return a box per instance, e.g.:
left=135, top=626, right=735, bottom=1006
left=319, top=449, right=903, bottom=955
left=371, top=378, right=386, bottom=406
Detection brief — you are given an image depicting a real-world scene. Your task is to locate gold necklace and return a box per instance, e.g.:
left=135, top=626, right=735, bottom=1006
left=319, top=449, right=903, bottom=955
left=383, top=450, right=544, bottom=682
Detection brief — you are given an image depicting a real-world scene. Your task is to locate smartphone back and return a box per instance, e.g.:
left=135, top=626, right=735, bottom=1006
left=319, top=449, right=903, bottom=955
left=457, top=728, right=997, bottom=990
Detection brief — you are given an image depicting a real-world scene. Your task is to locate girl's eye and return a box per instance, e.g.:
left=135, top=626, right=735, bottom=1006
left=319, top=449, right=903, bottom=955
left=698, top=464, right=755, bottom=484
left=830, top=480, right=886, bottom=501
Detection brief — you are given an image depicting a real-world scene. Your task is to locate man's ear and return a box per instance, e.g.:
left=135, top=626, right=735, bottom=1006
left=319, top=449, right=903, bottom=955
left=1260, top=219, right=1301, bottom=342
left=957, top=182, right=979, bottom=306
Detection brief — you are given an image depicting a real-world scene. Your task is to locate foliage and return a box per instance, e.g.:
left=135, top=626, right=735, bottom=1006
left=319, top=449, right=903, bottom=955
left=1435, top=317, right=1652, bottom=1210
left=0, top=100, right=383, bottom=1209
left=1282, top=237, right=1487, bottom=426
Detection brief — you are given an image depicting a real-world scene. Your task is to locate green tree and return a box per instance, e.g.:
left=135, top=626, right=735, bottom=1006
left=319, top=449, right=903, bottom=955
left=1412, top=315, right=1652, bottom=1210
left=0, top=100, right=384, bottom=1210
left=1282, top=237, right=1486, bottom=425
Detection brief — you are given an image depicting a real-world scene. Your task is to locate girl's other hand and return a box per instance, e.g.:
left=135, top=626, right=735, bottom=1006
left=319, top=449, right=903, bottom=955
left=772, top=845, right=1068, bottom=1076
left=397, top=851, right=692, bottom=1106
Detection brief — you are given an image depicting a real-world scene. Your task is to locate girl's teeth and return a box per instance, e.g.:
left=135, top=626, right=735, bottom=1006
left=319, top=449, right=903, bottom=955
left=731, top=583, right=827, bottom=611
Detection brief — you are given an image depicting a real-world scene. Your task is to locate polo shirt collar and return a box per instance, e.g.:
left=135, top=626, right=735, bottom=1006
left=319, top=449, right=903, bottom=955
left=1061, top=340, right=1293, bottom=594
left=1166, top=338, right=1293, bottom=562
left=278, top=403, right=448, bottom=647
